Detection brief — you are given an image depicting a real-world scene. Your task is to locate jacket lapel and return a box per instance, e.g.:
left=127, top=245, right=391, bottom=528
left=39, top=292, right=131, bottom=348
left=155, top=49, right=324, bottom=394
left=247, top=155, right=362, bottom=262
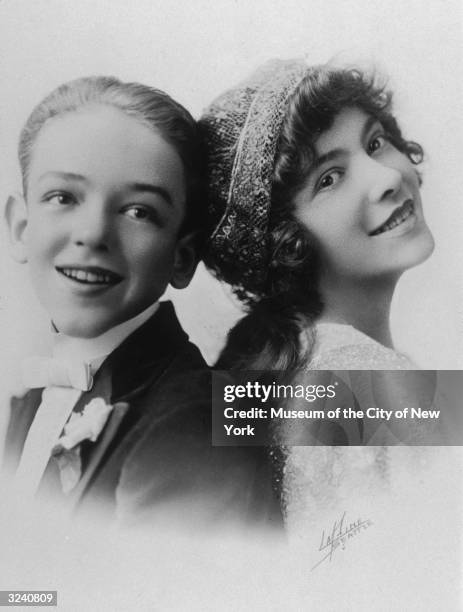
left=8, top=302, right=190, bottom=504
left=67, top=401, right=130, bottom=508
left=68, top=302, right=190, bottom=503
left=2, top=389, right=43, bottom=474
left=104, top=300, right=189, bottom=404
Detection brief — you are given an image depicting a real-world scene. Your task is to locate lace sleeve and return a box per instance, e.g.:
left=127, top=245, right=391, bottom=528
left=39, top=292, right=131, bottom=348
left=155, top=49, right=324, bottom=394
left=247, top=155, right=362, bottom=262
left=309, top=343, right=413, bottom=371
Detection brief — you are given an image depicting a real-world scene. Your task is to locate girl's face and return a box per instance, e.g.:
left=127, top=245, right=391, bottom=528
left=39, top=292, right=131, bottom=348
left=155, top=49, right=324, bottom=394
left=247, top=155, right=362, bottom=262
left=10, top=105, right=195, bottom=337
left=292, top=107, right=434, bottom=289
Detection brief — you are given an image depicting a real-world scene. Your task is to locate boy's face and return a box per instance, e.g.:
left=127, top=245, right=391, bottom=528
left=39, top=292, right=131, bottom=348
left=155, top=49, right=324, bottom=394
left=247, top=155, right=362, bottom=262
left=7, top=105, right=197, bottom=337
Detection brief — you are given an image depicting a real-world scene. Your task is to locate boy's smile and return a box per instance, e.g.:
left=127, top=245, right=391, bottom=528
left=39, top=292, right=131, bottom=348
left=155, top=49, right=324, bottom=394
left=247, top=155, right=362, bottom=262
left=9, top=105, right=196, bottom=338
left=56, top=266, right=123, bottom=287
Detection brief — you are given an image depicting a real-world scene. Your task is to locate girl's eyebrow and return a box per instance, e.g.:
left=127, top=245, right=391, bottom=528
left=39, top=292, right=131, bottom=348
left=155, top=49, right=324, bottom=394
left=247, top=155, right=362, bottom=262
left=312, top=148, right=346, bottom=171
left=361, top=114, right=381, bottom=139
left=313, top=115, right=379, bottom=170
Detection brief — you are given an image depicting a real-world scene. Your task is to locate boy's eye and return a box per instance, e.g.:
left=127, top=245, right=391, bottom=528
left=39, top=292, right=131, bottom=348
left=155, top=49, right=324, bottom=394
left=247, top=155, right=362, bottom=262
left=123, top=205, right=159, bottom=223
left=45, top=192, right=76, bottom=206
left=316, top=169, right=343, bottom=192
left=368, top=133, right=388, bottom=154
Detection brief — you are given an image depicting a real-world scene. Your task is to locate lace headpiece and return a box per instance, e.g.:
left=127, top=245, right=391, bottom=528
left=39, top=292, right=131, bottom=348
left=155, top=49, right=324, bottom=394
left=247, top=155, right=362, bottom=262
left=199, top=59, right=309, bottom=299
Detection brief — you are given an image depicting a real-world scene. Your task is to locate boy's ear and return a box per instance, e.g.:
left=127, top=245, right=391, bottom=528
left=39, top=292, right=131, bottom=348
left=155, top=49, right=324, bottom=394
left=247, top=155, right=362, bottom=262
left=4, top=193, right=29, bottom=263
left=169, top=231, right=201, bottom=289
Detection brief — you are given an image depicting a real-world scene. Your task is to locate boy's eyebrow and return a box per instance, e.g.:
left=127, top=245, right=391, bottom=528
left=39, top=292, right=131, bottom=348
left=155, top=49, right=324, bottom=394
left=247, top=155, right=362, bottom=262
left=37, top=173, right=173, bottom=207
left=127, top=182, right=173, bottom=207
left=312, top=115, right=379, bottom=170
left=38, top=171, right=88, bottom=183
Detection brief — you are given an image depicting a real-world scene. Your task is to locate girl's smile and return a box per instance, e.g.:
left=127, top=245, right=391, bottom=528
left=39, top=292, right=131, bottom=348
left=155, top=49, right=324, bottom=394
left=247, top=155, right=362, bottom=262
left=368, top=198, right=415, bottom=237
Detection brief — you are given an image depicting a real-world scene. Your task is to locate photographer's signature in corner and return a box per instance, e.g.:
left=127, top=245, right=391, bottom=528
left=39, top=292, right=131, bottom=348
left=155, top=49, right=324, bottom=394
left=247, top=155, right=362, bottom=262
left=311, top=511, right=373, bottom=571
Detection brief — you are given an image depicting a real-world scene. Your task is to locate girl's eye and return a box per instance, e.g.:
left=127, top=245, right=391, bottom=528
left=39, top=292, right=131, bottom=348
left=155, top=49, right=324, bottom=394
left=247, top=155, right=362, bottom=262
left=45, top=192, right=76, bottom=206
left=316, top=169, right=343, bottom=192
left=368, top=133, right=388, bottom=154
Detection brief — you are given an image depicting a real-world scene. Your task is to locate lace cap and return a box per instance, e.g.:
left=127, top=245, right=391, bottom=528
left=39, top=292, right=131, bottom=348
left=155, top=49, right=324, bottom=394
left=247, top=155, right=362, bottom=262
left=199, top=59, right=309, bottom=298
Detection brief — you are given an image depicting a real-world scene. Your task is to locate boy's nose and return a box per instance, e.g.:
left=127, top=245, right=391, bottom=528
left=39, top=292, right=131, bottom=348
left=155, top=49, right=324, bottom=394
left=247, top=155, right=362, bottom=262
left=71, top=206, right=112, bottom=251
left=365, top=158, right=402, bottom=204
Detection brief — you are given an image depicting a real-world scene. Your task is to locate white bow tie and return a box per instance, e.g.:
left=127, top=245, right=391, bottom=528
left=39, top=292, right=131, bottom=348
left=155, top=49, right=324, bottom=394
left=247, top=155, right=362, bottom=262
left=22, top=356, right=94, bottom=391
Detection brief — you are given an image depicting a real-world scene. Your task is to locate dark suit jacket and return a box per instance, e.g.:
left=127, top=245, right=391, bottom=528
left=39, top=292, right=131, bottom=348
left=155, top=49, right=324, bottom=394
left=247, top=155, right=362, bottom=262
left=3, top=302, right=281, bottom=531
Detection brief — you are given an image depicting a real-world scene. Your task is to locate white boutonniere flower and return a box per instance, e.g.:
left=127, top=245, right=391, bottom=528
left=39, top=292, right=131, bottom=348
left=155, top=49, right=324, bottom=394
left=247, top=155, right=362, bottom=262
left=53, top=398, right=114, bottom=453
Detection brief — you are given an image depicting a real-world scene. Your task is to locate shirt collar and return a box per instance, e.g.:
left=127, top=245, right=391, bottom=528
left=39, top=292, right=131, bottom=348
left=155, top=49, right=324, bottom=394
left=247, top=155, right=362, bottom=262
left=52, top=302, right=159, bottom=368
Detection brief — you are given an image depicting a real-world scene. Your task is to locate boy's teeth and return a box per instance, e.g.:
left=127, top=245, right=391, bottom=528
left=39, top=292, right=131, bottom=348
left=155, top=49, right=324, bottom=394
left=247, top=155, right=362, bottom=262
left=61, top=268, right=114, bottom=284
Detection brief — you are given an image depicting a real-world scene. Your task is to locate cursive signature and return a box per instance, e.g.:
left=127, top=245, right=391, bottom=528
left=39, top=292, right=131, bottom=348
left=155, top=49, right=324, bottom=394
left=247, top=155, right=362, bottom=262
left=311, top=511, right=373, bottom=570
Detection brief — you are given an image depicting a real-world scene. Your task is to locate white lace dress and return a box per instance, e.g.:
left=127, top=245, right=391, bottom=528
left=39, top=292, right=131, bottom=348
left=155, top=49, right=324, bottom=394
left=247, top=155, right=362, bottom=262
left=308, top=323, right=414, bottom=371
left=282, top=323, right=431, bottom=536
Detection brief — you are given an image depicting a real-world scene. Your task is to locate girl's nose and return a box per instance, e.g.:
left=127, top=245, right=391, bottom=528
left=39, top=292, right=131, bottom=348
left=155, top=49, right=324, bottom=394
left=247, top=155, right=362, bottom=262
left=71, top=203, right=112, bottom=251
left=366, top=158, right=402, bottom=204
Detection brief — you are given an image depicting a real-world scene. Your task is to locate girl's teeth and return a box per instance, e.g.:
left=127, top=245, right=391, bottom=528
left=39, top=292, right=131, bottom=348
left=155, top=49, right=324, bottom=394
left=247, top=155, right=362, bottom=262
left=371, top=201, right=414, bottom=236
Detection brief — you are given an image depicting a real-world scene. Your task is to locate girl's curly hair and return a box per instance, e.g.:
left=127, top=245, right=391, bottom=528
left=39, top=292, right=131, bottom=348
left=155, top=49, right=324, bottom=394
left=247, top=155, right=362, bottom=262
left=217, top=66, right=423, bottom=370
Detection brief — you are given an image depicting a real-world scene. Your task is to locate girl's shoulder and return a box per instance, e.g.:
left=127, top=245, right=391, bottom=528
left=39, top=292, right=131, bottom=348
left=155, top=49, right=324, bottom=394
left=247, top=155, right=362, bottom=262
left=305, top=323, right=414, bottom=370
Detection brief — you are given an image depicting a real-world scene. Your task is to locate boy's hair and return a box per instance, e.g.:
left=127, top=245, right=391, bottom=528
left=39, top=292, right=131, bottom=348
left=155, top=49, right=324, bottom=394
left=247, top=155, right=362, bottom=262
left=19, top=76, right=204, bottom=236
left=201, top=61, right=424, bottom=370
